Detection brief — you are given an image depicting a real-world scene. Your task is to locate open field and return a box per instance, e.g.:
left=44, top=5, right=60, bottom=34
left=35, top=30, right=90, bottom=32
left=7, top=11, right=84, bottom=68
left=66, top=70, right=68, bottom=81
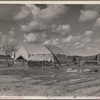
left=0, top=63, right=100, bottom=96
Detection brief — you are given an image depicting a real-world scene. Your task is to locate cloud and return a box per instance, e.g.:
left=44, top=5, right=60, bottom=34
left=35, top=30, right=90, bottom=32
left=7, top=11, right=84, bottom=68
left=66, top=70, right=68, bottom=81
left=0, top=5, right=21, bottom=23
left=9, top=38, right=14, bottom=43
left=62, top=35, right=73, bottom=43
left=86, top=46, right=99, bottom=54
left=86, top=47, right=94, bottom=50
left=83, top=5, right=100, bottom=12
left=26, top=4, right=40, bottom=18
left=81, top=37, right=91, bottom=43
left=9, top=28, right=15, bottom=37
left=38, top=5, right=68, bottom=22
left=0, top=33, right=15, bottom=44
left=52, top=24, right=71, bottom=35
left=0, top=28, right=16, bottom=45
left=79, top=10, right=99, bottom=22
left=42, top=38, right=60, bottom=46
left=1, top=35, right=7, bottom=43
left=63, top=35, right=81, bottom=43
left=42, top=32, right=47, bottom=38
left=52, top=38, right=59, bottom=46
left=14, top=5, right=31, bottom=20
left=17, top=4, right=68, bottom=33
left=0, top=32, right=2, bottom=36
left=42, top=40, right=51, bottom=45
left=62, top=30, right=93, bottom=49
left=81, top=5, right=100, bottom=29
left=24, top=33, right=38, bottom=42
left=75, top=31, right=93, bottom=48
left=20, top=20, right=47, bottom=33
left=73, top=42, right=80, bottom=46
left=26, top=4, right=68, bottom=21
left=95, top=38, right=100, bottom=43
left=94, top=18, right=100, bottom=27
left=84, top=30, right=93, bottom=37
left=79, top=30, right=93, bottom=43
left=75, top=43, right=85, bottom=48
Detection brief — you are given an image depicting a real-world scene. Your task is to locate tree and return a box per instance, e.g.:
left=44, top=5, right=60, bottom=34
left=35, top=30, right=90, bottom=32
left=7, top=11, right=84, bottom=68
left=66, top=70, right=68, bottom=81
left=1, top=36, right=15, bottom=67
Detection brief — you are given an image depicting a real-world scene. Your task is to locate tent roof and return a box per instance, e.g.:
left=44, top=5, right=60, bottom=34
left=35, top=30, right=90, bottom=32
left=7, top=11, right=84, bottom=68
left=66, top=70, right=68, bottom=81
left=15, top=43, right=67, bottom=61
left=46, top=45, right=65, bottom=55
left=22, top=43, right=51, bottom=55
left=20, top=43, right=66, bottom=55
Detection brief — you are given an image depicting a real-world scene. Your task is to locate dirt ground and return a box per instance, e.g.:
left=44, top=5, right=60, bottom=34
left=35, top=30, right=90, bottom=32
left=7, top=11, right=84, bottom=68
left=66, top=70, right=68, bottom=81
left=0, top=65, right=100, bottom=96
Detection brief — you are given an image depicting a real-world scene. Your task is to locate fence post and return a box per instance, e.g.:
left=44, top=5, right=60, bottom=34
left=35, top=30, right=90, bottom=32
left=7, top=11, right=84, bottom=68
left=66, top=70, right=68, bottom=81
left=41, top=61, right=42, bottom=67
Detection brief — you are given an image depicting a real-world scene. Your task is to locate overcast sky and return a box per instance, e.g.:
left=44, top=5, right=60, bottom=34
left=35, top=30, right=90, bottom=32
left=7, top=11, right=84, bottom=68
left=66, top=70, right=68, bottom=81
left=0, top=4, right=100, bottom=56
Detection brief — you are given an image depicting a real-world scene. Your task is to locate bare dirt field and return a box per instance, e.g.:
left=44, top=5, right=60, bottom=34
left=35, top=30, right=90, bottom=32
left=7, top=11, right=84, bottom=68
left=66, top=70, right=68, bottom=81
left=0, top=64, right=100, bottom=96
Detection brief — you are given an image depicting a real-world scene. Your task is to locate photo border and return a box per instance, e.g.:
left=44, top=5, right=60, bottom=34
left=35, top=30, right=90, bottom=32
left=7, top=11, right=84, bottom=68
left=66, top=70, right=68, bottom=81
left=0, top=1, right=99, bottom=99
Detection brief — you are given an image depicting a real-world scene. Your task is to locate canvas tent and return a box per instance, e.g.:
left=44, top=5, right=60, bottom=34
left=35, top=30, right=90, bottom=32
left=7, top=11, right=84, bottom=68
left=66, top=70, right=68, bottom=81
left=14, top=43, right=67, bottom=67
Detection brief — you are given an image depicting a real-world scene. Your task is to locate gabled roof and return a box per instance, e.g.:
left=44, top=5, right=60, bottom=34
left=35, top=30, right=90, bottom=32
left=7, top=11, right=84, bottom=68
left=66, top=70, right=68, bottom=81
left=20, top=43, right=66, bottom=56
left=23, top=43, right=51, bottom=55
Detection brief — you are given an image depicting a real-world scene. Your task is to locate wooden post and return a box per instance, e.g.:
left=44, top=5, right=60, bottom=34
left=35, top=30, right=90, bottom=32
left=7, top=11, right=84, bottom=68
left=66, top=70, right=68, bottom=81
left=97, top=54, right=99, bottom=64
left=52, top=61, right=54, bottom=67
left=44, top=61, right=45, bottom=66
left=42, top=61, right=43, bottom=67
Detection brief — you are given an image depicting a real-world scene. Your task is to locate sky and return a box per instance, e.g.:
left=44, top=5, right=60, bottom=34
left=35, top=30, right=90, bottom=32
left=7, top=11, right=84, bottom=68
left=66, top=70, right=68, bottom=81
left=0, top=4, right=100, bottom=56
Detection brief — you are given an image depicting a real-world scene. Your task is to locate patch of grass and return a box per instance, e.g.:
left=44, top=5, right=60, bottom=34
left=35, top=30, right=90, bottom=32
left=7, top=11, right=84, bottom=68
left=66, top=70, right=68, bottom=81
left=0, top=64, right=100, bottom=86
left=0, top=69, right=31, bottom=76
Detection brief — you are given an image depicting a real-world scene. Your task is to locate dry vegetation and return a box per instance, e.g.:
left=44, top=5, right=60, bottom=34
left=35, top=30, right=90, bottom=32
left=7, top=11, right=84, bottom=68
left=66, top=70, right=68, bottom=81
left=0, top=62, right=100, bottom=96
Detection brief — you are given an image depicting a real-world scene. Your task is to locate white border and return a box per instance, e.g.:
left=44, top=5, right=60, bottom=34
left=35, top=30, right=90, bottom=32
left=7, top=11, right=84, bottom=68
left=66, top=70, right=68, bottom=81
left=0, top=1, right=100, bottom=99
left=0, top=1, right=99, bottom=4
left=0, top=96, right=100, bottom=99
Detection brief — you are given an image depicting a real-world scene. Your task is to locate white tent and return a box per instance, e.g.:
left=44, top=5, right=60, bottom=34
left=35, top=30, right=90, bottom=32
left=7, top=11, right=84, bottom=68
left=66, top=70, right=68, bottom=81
left=15, top=43, right=67, bottom=66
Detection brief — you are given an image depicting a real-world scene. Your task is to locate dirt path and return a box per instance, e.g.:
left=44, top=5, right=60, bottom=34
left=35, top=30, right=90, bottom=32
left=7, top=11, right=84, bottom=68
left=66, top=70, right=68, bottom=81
left=0, top=66, right=100, bottom=96
left=0, top=74, right=100, bottom=96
